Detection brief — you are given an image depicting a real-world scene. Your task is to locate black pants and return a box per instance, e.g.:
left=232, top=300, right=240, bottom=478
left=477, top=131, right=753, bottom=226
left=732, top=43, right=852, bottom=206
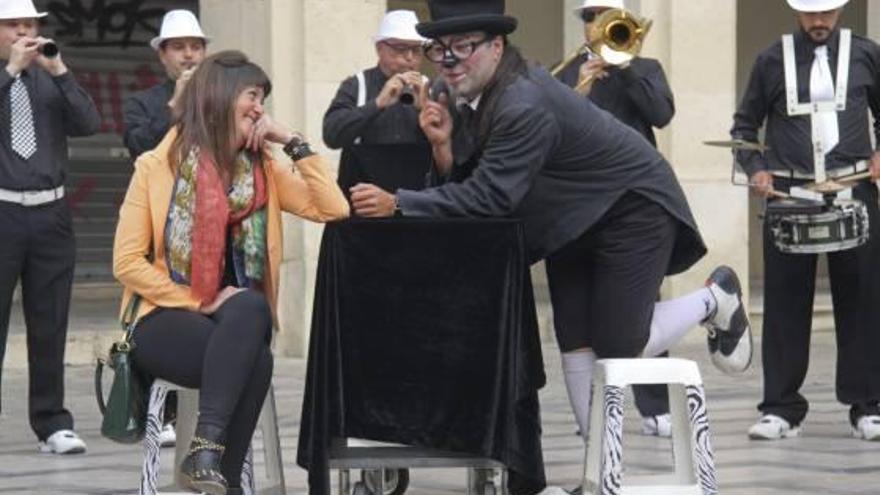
left=132, top=290, right=274, bottom=488
left=546, top=192, right=677, bottom=358
left=0, top=199, right=75, bottom=441
left=761, top=179, right=880, bottom=426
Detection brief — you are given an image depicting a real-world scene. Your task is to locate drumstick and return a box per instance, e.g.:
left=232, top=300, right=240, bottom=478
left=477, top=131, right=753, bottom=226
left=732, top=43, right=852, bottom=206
left=835, top=170, right=873, bottom=184
left=749, top=184, right=790, bottom=198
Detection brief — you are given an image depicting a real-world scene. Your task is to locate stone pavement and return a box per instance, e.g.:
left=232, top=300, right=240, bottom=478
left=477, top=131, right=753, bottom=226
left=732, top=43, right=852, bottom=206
left=1, top=331, right=878, bottom=494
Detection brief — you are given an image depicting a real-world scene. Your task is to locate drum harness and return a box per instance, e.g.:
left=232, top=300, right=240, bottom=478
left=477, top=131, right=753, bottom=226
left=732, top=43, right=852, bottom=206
left=781, top=29, right=856, bottom=201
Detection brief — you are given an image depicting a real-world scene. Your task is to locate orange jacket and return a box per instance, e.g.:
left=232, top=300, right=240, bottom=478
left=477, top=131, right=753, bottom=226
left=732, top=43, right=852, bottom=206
left=113, top=129, right=350, bottom=324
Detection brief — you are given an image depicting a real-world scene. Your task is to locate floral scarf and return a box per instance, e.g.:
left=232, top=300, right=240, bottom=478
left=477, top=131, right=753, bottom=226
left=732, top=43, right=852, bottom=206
left=165, top=148, right=268, bottom=303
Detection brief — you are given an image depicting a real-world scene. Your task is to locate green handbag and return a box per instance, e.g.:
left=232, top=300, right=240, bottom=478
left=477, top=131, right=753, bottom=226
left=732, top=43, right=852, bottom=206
left=94, top=295, right=152, bottom=444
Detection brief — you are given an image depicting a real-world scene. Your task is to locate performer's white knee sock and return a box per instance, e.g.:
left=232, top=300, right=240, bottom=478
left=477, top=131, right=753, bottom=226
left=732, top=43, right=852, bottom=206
left=562, top=349, right=597, bottom=445
left=642, top=288, right=716, bottom=358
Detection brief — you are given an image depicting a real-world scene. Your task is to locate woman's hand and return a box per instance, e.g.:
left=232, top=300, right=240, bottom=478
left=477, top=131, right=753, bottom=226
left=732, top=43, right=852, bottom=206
left=246, top=114, right=300, bottom=153
left=199, top=286, right=245, bottom=314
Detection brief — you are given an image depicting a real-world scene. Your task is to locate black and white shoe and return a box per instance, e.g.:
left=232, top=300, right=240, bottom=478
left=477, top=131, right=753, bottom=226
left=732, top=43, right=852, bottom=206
left=703, top=265, right=752, bottom=374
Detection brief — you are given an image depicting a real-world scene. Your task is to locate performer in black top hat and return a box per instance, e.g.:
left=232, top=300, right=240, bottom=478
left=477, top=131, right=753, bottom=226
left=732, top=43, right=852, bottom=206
left=351, top=0, right=753, bottom=491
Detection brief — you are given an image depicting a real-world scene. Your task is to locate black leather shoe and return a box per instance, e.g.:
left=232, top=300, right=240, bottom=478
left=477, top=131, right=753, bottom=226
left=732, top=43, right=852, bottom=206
left=179, top=424, right=228, bottom=495
left=704, top=265, right=752, bottom=374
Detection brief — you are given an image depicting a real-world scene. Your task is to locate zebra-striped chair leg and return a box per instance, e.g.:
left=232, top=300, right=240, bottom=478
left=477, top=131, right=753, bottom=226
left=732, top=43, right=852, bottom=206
left=241, top=446, right=255, bottom=495
left=140, top=381, right=168, bottom=495
left=599, top=385, right=625, bottom=495
left=687, top=385, right=718, bottom=495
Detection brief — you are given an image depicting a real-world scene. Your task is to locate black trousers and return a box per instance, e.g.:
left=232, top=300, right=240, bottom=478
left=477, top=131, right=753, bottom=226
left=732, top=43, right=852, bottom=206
left=0, top=199, right=75, bottom=441
left=546, top=192, right=677, bottom=358
left=761, top=179, right=880, bottom=427
left=132, top=290, right=274, bottom=488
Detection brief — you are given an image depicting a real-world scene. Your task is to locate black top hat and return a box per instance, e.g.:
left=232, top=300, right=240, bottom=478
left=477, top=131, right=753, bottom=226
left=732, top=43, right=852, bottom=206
left=416, top=0, right=518, bottom=39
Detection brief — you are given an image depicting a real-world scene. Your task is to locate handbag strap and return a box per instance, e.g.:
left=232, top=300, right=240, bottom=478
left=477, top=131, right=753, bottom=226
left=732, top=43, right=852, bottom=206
left=121, top=294, right=142, bottom=343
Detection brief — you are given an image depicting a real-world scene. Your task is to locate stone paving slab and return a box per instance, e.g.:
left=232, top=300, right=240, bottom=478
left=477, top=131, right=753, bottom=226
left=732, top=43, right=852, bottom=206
left=1, top=332, right=878, bottom=494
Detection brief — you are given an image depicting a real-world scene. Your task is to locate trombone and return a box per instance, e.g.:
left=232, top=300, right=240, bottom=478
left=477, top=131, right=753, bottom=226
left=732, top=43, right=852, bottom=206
left=551, top=8, right=652, bottom=94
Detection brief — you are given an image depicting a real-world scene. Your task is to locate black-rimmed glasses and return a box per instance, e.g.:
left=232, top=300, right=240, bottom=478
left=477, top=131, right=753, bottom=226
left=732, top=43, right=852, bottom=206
left=423, top=35, right=493, bottom=65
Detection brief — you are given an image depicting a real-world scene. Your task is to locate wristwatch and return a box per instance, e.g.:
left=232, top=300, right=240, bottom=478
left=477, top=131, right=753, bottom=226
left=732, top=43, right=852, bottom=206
left=283, top=133, right=315, bottom=161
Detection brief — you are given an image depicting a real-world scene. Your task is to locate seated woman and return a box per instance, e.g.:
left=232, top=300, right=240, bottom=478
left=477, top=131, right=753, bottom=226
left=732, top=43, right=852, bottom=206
left=112, top=50, right=349, bottom=495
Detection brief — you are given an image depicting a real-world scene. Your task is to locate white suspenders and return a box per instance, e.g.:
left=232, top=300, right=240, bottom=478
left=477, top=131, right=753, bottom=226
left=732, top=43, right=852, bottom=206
left=781, top=29, right=851, bottom=184
left=354, top=71, right=367, bottom=144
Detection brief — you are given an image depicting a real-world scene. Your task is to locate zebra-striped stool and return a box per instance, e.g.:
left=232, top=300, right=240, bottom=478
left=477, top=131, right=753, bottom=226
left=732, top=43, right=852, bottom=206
left=582, top=358, right=717, bottom=495
left=139, top=379, right=286, bottom=495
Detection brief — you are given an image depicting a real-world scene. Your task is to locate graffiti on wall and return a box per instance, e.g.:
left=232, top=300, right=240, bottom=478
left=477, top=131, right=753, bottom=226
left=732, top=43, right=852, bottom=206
left=37, top=0, right=172, bottom=134
left=45, top=0, right=165, bottom=48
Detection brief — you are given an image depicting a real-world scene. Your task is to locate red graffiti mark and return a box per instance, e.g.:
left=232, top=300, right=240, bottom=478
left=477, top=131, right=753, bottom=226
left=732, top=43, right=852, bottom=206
left=66, top=176, right=98, bottom=219
left=129, top=63, right=161, bottom=92
left=107, top=72, right=123, bottom=134
left=75, top=64, right=162, bottom=136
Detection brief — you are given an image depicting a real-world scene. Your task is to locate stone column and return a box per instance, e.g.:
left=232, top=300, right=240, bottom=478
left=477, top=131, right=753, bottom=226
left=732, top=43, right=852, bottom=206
left=638, top=1, right=748, bottom=312
left=870, top=1, right=880, bottom=44
left=202, top=0, right=386, bottom=357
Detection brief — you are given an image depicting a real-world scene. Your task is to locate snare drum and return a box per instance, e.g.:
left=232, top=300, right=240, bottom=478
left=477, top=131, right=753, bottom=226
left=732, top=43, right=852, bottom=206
left=764, top=198, right=870, bottom=254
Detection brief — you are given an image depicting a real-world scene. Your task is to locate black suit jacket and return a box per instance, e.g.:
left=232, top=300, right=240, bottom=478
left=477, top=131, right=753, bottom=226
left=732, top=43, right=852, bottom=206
left=398, top=66, right=705, bottom=272
left=556, top=55, right=674, bottom=146
left=122, top=80, right=174, bottom=160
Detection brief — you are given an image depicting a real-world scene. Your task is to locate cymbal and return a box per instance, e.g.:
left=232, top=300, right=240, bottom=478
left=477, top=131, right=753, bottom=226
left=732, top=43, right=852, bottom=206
left=703, top=139, right=769, bottom=151
left=803, top=180, right=848, bottom=194
left=802, top=171, right=872, bottom=194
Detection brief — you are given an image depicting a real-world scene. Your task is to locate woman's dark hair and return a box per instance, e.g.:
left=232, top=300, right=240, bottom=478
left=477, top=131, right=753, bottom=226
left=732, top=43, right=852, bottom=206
left=474, top=38, right=529, bottom=147
left=168, top=50, right=272, bottom=178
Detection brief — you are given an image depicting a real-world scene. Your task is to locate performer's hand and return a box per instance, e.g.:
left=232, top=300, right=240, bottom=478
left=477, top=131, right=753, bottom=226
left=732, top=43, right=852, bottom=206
left=576, top=58, right=609, bottom=95
left=869, top=151, right=880, bottom=181
left=168, top=67, right=196, bottom=110
left=5, top=37, right=40, bottom=76
left=376, top=73, right=411, bottom=109
left=199, top=286, right=245, bottom=314
left=350, top=183, right=396, bottom=217
left=418, top=90, right=452, bottom=147
left=749, top=170, right=775, bottom=197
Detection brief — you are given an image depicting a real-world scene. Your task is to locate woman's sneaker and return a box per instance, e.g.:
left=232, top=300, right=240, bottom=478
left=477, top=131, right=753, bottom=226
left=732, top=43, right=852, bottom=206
left=38, top=429, right=87, bottom=454
left=703, top=266, right=752, bottom=374
left=748, top=414, right=800, bottom=440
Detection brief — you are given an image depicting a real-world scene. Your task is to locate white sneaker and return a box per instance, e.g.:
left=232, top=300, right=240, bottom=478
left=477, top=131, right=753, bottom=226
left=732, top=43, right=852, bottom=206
left=38, top=429, right=87, bottom=454
left=747, top=414, right=799, bottom=440
left=158, top=423, right=176, bottom=448
left=642, top=413, right=672, bottom=437
left=852, top=415, right=880, bottom=441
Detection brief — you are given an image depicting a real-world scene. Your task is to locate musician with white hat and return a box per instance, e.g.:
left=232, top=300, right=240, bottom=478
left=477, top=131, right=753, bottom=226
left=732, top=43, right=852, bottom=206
left=556, top=0, right=677, bottom=439
left=0, top=0, right=100, bottom=455
left=123, top=9, right=209, bottom=159
left=731, top=0, right=880, bottom=441
left=323, top=10, right=431, bottom=200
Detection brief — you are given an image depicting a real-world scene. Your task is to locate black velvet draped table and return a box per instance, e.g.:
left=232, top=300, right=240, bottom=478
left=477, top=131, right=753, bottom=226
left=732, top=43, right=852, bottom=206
left=296, top=218, right=547, bottom=495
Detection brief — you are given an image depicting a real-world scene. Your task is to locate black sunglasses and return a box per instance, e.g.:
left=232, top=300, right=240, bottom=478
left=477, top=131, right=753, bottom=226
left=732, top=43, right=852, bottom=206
left=580, top=10, right=599, bottom=23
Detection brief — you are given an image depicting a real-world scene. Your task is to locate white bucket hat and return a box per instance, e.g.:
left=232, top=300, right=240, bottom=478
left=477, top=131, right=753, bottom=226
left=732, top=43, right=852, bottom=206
left=373, top=10, right=426, bottom=43
left=150, top=9, right=209, bottom=51
left=786, top=0, right=849, bottom=12
left=0, top=0, right=47, bottom=20
left=573, top=0, right=625, bottom=17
